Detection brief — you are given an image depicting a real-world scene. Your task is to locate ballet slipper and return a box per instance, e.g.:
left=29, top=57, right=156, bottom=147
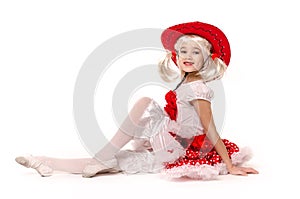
left=15, top=155, right=53, bottom=177
left=82, top=158, right=118, bottom=178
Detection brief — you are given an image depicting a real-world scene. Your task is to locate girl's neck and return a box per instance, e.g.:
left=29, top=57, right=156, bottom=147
left=182, top=72, right=202, bottom=83
left=174, top=72, right=203, bottom=91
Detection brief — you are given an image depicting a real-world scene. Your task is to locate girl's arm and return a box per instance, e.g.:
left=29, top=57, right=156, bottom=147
left=191, top=99, right=259, bottom=176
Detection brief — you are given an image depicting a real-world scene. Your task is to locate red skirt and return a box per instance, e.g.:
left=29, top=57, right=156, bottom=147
left=162, top=134, right=251, bottom=180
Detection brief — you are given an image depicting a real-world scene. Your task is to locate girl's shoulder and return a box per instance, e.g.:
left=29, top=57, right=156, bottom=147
left=181, top=79, right=210, bottom=91
left=177, top=80, right=214, bottom=102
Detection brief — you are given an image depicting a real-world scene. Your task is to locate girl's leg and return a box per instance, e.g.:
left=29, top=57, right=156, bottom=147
left=15, top=155, right=112, bottom=176
left=34, top=157, right=94, bottom=174
left=16, top=97, right=154, bottom=176
left=83, top=97, right=156, bottom=177
left=94, top=97, right=154, bottom=161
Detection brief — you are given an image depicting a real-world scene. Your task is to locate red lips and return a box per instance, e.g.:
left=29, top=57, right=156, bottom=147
left=183, top=61, right=194, bottom=66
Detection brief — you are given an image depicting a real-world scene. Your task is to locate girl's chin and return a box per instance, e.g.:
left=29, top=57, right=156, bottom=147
left=182, top=69, right=197, bottom=73
left=180, top=66, right=198, bottom=73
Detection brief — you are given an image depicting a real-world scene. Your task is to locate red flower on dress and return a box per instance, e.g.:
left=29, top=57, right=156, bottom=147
left=164, top=90, right=177, bottom=121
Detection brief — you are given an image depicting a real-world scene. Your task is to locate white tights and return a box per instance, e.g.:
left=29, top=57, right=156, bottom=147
left=36, top=97, right=154, bottom=174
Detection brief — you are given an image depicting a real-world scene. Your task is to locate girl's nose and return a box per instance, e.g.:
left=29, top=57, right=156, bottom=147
left=186, top=53, right=193, bottom=59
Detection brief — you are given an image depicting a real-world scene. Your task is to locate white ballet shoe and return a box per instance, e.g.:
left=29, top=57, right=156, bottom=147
left=82, top=158, right=118, bottom=178
left=15, top=155, right=53, bottom=177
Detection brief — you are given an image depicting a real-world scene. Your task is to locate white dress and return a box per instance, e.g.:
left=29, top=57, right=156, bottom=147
left=115, top=80, right=251, bottom=179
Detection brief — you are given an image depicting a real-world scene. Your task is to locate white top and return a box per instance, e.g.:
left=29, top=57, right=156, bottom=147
left=175, top=80, right=214, bottom=138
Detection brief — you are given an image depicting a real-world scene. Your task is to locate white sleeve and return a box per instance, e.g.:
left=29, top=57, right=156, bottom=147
left=186, top=82, right=214, bottom=102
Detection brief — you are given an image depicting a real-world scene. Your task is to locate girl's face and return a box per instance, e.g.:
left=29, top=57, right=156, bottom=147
left=177, top=40, right=204, bottom=73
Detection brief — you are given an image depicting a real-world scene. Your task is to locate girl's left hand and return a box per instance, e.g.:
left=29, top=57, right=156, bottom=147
left=227, top=165, right=259, bottom=176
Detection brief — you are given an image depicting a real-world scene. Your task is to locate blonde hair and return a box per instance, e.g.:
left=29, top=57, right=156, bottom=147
left=158, top=35, right=227, bottom=82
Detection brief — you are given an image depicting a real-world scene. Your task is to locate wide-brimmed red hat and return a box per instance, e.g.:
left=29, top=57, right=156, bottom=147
left=161, top=21, right=231, bottom=66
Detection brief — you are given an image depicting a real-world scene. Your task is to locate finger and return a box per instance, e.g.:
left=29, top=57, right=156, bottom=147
left=239, top=170, right=248, bottom=176
left=232, top=168, right=247, bottom=176
left=243, top=167, right=259, bottom=174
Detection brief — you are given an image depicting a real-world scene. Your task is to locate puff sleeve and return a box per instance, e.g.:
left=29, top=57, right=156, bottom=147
left=186, top=81, right=214, bottom=102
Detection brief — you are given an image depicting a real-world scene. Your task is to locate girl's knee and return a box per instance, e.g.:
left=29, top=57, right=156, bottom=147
left=135, top=97, right=153, bottom=107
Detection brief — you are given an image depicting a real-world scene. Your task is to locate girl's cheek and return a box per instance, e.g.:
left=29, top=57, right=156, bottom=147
left=178, top=61, right=183, bottom=68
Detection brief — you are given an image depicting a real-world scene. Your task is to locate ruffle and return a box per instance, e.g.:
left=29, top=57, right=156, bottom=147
left=115, top=150, right=162, bottom=174
left=150, top=129, right=186, bottom=164
left=131, top=138, right=152, bottom=151
left=161, top=147, right=252, bottom=180
left=162, top=164, right=219, bottom=180
left=129, top=99, right=167, bottom=139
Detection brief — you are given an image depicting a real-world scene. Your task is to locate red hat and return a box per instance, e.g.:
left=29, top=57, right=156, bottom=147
left=161, top=21, right=231, bottom=66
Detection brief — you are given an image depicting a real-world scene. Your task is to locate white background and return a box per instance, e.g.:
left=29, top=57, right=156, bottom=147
left=1, top=0, right=299, bottom=198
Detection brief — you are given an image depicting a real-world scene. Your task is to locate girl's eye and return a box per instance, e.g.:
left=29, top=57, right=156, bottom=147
left=193, top=51, right=200, bottom=54
left=180, top=50, right=187, bottom=54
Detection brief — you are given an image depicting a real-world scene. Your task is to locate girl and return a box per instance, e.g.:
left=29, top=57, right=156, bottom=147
left=15, top=21, right=258, bottom=180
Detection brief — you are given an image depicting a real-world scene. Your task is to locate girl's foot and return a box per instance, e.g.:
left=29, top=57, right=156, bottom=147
left=82, top=158, right=119, bottom=178
left=15, top=155, right=53, bottom=177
